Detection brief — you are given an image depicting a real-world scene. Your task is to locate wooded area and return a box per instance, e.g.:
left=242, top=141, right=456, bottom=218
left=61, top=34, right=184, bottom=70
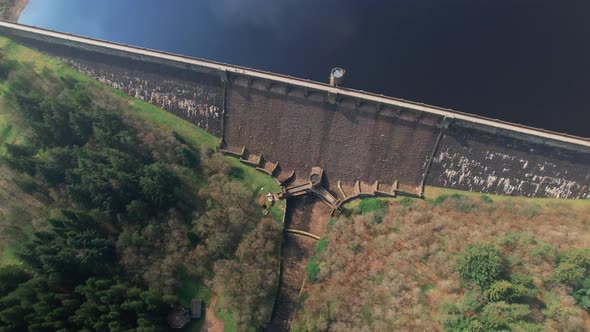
left=0, top=39, right=282, bottom=331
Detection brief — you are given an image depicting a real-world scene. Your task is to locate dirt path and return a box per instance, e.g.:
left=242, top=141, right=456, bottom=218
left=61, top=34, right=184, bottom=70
left=267, top=196, right=333, bottom=331
left=201, top=294, right=224, bottom=332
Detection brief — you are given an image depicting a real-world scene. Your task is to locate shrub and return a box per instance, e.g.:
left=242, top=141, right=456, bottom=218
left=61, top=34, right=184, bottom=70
left=573, top=281, right=590, bottom=310
left=457, top=243, right=503, bottom=288
left=440, top=301, right=483, bottom=332
left=479, top=302, right=530, bottom=330
left=327, top=217, right=338, bottom=229
left=522, top=203, right=542, bottom=218
left=316, top=238, right=329, bottom=255
left=433, top=194, right=449, bottom=205
left=559, top=248, right=590, bottom=268
left=555, top=248, right=590, bottom=285
left=399, top=197, right=413, bottom=206
left=484, top=277, right=536, bottom=303
left=485, top=280, right=514, bottom=302
left=530, top=242, right=558, bottom=263
left=179, top=147, right=200, bottom=168
left=555, top=262, right=585, bottom=284
left=306, top=257, right=320, bottom=283
left=139, top=163, right=180, bottom=210
left=449, top=194, right=476, bottom=213
left=509, top=273, right=538, bottom=301
left=480, top=195, right=493, bottom=204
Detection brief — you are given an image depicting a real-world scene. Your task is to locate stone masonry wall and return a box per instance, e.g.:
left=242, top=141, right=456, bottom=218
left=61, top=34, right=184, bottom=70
left=2, top=26, right=589, bottom=199
left=427, top=125, right=590, bottom=199
left=224, top=84, right=441, bottom=191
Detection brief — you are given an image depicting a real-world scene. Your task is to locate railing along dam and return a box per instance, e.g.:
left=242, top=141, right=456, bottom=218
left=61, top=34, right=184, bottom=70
left=0, top=20, right=588, bottom=199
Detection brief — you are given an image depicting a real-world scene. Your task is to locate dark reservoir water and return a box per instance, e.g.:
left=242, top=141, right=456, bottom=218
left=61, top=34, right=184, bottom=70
left=19, top=0, right=590, bottom=137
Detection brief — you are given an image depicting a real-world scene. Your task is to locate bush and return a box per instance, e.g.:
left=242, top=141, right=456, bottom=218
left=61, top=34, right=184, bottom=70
left=433, top=194, right=449, bottom=205
left=0, top=265, right=31, bottom=296
left=0, top=58, right=16, bottom=80
left=573, top=279, right=590, bottom=310
left=509, top=273, right=538, bottom=301
left=399, top=197, right=413, bottom=206
left=555, top=262, right=585, bottom=284
left=555, top=248, right=590, bottom=285
left=180, top=147, right=200, bottom=168
left=457, top=243, right=503, bottom=288
left=479, top=302, right=530, bottom=330
left=485, top=280, right=514, bottom=302
left=484, top=277, right=536, bottom=303
left=306, top=257, right=320, bottom=283
left=316, top=238, right=329, bottom=255
left=139, top=163, right=180, bottom=210
left=559, top=248, right=590, bottom=268
left=432, top=194, right=477, bottom=212
left=480, top=195, right=493, bottom=204
left=449, top=194, right=476, bottom=213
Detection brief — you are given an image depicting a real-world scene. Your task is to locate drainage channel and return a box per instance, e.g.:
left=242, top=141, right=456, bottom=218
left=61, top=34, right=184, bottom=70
left=267, top=196, right=332, bottom=331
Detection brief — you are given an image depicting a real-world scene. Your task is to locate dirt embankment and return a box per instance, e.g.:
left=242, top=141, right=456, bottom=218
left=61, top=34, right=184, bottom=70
left=201, top=295, right=224, bottom=332
left=0, top=0, right=29, bottom=22
left=268, top=197, right=333, bottom=331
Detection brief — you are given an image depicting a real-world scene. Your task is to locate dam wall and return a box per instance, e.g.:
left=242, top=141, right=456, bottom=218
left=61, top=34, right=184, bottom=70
left=0, top=21, right=588, bottom=199
left=224, top=81, right=441, bottom=192
left=427, top=125, right=590, bottom=199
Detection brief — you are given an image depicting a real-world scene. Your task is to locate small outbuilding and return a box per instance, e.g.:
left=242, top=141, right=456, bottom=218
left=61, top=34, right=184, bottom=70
left=190, top=299, right=203, bottom=319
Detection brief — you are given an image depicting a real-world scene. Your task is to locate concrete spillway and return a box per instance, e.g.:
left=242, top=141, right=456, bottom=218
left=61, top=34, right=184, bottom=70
left=0, top=20, right=588, bottom=199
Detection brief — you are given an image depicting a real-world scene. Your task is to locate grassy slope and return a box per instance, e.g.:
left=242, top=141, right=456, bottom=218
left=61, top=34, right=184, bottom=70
left=5, top=33, right=589, bottom=331
left=298, top=190, right=590, bottom=330
left=0, top=35, right=284, bottom=330
left=0, top=41, right=54, bottom=267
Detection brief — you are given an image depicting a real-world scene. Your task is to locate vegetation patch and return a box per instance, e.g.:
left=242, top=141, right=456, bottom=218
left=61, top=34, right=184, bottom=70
left=294, top=194, right=590, bottom=331
left=0, top=36, right=283, bottom=331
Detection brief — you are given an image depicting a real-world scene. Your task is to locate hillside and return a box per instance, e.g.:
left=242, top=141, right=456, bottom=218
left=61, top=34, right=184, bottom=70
left=293, top=192, right=590, bottom=331
left=0, top=36, right=284, bottom=331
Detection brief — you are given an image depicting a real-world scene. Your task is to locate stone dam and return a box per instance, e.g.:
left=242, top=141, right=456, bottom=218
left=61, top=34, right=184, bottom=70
left=0, top=21, right=589, bottom=200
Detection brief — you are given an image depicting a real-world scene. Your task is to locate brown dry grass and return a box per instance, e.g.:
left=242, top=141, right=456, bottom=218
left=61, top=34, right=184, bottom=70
left=294, top=195, right=590, bottom=331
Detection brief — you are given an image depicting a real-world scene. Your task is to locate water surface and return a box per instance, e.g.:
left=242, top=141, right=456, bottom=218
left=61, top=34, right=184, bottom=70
left=19, top=0, right=590, bottom=136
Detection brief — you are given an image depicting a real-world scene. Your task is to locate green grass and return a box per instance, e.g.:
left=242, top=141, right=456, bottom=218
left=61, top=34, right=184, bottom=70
left=424, top=186, right=590, bottom=211
left=176, top=270, right=212, bottom=307
left=358, top=197, right=387, bottom=214
left=214, top=299, right=238, bottom=332
left=306, top=256, right=320, bottom=283
left=316, top=238, right=329, bottom=255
